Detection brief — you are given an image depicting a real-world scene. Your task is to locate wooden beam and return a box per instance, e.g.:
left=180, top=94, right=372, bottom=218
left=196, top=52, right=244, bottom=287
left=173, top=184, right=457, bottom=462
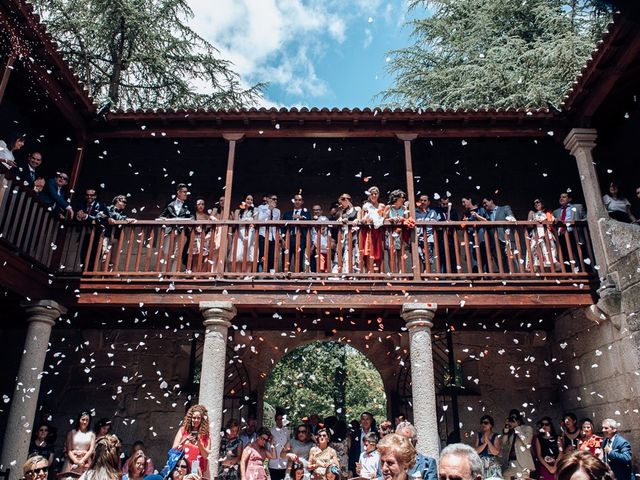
left=0, top=53, right=16, bottom=105
left=69, top=138, right=87, bottom=196
left=397, top=134, right=421, bottom=280
left=216, top=133, right=244, bottom=273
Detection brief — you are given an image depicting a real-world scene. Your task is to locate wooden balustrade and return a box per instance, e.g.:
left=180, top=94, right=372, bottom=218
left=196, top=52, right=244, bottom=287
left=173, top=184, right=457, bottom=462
left=0, top=170, right=84, bottom=271
left=80, top=219, right=595, bottom=281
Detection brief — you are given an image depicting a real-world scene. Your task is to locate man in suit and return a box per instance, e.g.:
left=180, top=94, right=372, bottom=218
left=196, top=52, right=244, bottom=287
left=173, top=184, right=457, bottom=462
left=553, top=192, right=588, bottom=270
left=73, top=187, right=109, bottom=269
left=482, top=196, right=518, bottom=272
left=39, top=172, right=74, bottom=220
left=501, top=410, right=535, bottom=479
left=158, top=184, right=194, bottom=268
left=282, top=193, right=311, bottom=272
left=18, top=151, right=43, bottom=189
left=256, top=193, right=281, bottom=273
left=602, top=418, right=633, bottom=480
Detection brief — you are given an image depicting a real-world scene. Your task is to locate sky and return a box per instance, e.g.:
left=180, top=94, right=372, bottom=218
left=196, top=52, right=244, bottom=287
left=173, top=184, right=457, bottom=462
left=186, top=0, right=420, bottom=108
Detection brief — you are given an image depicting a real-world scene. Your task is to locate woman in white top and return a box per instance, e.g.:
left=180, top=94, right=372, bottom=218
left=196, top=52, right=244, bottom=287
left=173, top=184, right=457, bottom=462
left=232, top=195, right=256, bottom=271
left=79, top=434, right=121, bottom=480
left=359, top=187, right=385, bottom=273
left=603, top=182, right=636, bottom=223
left=62, top=411, right=96, bottom=476
left=0, top=132, right=25, bottom=169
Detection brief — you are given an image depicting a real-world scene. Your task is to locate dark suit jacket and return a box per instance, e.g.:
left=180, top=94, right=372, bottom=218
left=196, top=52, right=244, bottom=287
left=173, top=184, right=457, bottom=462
left=604, top=434, right=633, bottom=480
left=160, top=200, right=194, bottom=220
left=484, top=204, right=515, bottom=242
left=409, top=454, right=437, bottom=480
left=39, top=178, right=70, bottom=212
left=17, top=162, right=39, bottom=189
left=73, top=200, right=108, bottom=225
left=282, top=208, right=311, bottom=248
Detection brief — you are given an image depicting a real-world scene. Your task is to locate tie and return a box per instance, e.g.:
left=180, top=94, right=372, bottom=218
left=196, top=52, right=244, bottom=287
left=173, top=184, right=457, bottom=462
left=559, top=206, right=568, bottom=234
left=490, top=210, right=496, bottom=221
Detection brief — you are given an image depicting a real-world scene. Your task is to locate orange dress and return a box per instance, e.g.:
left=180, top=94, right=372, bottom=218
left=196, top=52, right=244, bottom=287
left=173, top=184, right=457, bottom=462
left=579, top=434, right=603, bottom=456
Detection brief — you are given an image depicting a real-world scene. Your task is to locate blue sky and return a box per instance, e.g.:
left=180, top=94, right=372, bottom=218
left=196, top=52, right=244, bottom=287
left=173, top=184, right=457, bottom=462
left=187, top=0, right=421, bottom=108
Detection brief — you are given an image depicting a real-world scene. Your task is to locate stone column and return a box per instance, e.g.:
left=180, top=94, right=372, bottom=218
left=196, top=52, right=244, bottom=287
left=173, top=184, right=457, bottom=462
left=563, top=128, right=609, bottom=273
left=1, top=300, right=66, bottom=479
left=199, top=301, right=236, bottom=477
left=401, top=303, right=439, bottom=459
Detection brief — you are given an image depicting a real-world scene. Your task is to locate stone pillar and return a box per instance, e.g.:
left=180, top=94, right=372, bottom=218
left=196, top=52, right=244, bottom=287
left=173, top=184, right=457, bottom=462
left=401, top=303, right=439, bottom=459
left=1, top=300, right=66, bottom=479
left=563, top=128, right=609, bottom=273
left=199, top=301, right=236, bottom=477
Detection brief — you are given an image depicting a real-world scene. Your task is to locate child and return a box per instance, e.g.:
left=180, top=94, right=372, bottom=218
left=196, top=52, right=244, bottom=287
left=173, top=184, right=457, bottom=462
left=356, top=433, right=381, bottom=479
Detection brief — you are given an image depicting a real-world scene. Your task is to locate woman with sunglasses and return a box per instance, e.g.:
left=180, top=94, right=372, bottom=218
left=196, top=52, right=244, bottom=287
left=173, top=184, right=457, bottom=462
left=474, top=415, right=501, bottom=479
left=171, top=458, right=190, bottom=480
left=534, top=416, right=560, bottom=480
left=23, top=455, right=49, bottom=480
left=29, top=423, right=55, bottom=466
left=308, top=428, right=339, bottom=479
left=282, top=425, right=314, bottom=474
left=240, top=427, right=277, bottom=480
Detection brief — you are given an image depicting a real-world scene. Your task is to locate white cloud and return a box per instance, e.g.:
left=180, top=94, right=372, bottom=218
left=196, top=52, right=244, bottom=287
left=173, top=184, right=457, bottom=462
left=186, top=0, right=396, bottom=106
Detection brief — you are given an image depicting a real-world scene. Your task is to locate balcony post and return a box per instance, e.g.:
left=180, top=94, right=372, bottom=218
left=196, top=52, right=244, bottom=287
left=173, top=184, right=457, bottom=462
left=0, top=53, right=16, bottom=105
left=401, top=302, right=439, bottom=459
left=397, top=134, right=421, bottom=280
left=563, top=128, right=609, bottom=274
left=1, top=300, right=66, bottom=480
left=198, top=301, right=236, bottom=477
left=217, top=134, right=244, bottom=274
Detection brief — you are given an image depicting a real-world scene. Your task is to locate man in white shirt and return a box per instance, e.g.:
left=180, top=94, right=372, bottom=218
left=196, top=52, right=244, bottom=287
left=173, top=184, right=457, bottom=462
left=269, top=410, right=290, bottom=480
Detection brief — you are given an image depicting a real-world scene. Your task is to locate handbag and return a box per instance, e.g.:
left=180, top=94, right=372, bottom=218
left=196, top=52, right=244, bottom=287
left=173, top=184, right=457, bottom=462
left=160, top=448, right=185, bottom=480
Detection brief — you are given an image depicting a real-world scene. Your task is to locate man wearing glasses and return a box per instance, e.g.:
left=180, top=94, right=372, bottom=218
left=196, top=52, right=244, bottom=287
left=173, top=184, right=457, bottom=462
left=39, top=172, right=74, bottom=220
left=439, top=443, right=483, bottom=480
left=256, top=193, right=281, bottom=273
left=500, top=410, right=534, bottom=479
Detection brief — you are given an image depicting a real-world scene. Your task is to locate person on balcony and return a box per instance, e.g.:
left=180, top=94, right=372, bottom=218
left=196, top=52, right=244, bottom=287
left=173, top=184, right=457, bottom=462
left=359, top=186, right=385, bottom=273
left=333, top=193, right=360, bottom=274
left=256, top=193, right=281, bottom=273
left=602, top=181, right=636, bottom=223
left=73, top=187, right=108, bottom=269
left=384, top=189, right=409, bottom=273
left=39, top=172, right=74, bottom=220
left=0, top=131, right=25, bottom=170
left=17, top=150, right=43, bottom=189
left=433, top=193, right=459, bottom=273
left=282, top=193, right=311, bottom=272
left=461, top=197, right=487, bottom=273
left=525, top=199, right=558, bottom=272
left=158, top=184, right=194, bottom=268
left=480, top=196, right=518, bottom=273
left=311, top=204, right=330, bottom=273
left=231, top=195, right=256, bottom=272
left=553, top=192, right=587, bottom=270
left=416, top=194, right=438, bottom=272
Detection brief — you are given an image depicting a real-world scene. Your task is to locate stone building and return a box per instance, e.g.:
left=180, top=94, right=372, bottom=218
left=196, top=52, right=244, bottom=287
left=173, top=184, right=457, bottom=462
left=1, top=2, right=640, bottom=479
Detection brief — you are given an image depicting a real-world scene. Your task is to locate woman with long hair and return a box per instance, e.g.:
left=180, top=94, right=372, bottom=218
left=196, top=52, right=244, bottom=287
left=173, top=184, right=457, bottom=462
left=122, top=450, right=148, bottom=480
left=603, top=182, right=636, bottom=223
left=171, top=457, right=190, bottom=480
left=232, top=194, right=256, bottom=271
left=526, top=198, right=558, bottom=271
left=79, top=434, right=121, bottom=480
left=384, top=189, right=409, bottom=273
left=534, top=416, right=560, bottom=480
left=62, top=411, right=96, bottom=476
left=240, top=427, right=277, bottom=480
left=172, top=405, right=211, bottom=476
left=359, top=186, right=384, bottom=273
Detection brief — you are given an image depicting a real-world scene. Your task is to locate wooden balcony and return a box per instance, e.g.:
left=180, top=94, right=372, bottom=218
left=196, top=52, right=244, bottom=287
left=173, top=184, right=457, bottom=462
left=0, top=170, right=598, bottom=310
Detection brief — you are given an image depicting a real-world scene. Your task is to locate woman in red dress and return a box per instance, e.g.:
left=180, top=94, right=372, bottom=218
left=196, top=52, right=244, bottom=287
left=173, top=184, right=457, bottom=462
left=578, top=418, right=603, bottom=460
left=172, top=404, right=211, bottom=475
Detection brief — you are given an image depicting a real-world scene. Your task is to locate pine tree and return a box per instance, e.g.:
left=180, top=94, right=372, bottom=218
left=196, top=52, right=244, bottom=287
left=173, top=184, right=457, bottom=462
left=383, top=0, right=612, bottom=109
left=33, top=0, right=264, bottom=109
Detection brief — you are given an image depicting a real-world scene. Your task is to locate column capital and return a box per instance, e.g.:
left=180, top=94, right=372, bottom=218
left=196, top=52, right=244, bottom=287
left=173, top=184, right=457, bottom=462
left=564, top=128, right=597, bottom=156
left=20, top=300, right=66, bottom=327
left=401, top=303, right=437, bottom=329
left=199, top=301, right=236, bottom=327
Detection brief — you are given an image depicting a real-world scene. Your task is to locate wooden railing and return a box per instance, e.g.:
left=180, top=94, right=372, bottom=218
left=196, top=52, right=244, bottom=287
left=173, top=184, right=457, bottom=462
left=0, top=170, right=85, bottom=271
left=80, top=219, right=595, bottom=281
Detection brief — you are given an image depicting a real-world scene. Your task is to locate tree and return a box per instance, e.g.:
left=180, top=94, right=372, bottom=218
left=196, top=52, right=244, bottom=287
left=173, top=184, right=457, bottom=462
left=383, top=0, right=612, bottom=109
left=263, top=341, right=387, bottom=424
left=32, top=0, right=264, bottom=109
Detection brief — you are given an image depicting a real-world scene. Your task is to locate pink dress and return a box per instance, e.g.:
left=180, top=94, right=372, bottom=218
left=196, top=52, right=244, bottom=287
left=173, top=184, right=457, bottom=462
left=244, top=445, right=267, bottom=480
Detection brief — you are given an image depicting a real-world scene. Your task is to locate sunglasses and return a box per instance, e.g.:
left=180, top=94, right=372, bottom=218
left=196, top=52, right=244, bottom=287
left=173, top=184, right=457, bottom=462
left=57, top=175, right=69, bottom=181
left=260, top=436, right=270, bottom=441
left=27, top=467, right=48, bottom=475
left=176, top=465, right=188, bottom=470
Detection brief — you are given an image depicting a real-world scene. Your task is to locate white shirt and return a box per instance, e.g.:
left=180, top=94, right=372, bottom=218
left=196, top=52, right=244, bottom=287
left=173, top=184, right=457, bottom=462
left=256, top=204, right=281, bottom=239
left=269, top=425, right=290, bottom=469
left=603, top=194, right=630, bottom=214
left=358, top=449, right=381, bottom=479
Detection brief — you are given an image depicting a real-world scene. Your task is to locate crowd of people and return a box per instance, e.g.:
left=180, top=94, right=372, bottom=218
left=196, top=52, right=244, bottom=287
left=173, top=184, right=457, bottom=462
left=21, top=406, right=633, bottom=480
left=2, top=132, right=640, bottom=274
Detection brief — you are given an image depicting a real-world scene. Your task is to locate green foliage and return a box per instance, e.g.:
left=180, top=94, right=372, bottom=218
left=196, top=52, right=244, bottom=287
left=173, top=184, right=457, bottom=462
left=383, top=0, right=612, bottom=109
left=264, top=341, right=387, bottom=424
left=32, top=0, right=264, bottom=109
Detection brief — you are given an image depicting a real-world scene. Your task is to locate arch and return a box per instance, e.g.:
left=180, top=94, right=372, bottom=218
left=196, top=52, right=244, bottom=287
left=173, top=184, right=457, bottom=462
left=261, top=339, right=388, bottom=424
